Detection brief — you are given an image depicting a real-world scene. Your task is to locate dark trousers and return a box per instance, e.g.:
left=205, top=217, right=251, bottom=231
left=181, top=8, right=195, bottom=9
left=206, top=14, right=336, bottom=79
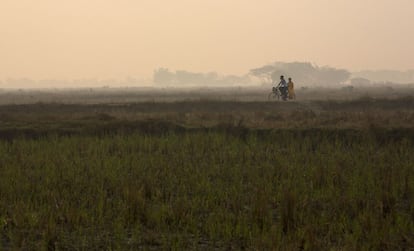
left=279, top=87, right=288, bottom=100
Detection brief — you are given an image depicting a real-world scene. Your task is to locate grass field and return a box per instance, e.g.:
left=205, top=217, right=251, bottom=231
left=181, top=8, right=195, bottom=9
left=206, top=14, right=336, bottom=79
left=0, top=88, right=413, bottom=250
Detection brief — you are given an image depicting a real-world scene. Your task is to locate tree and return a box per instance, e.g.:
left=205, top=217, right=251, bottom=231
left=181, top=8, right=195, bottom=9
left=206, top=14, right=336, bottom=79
left=153, top=68, right=175, bottom=85
left=250, top=62, right=351, bottom=86
left=249, top=65, right=276, bottom=84
left=316, top=67, right=351, bottom=86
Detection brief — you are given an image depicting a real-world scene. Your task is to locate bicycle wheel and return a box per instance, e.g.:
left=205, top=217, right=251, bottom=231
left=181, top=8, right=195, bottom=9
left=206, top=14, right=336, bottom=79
left=268, top=92, right=275, bottom=101
left=275, top=91, right=281, bottom=100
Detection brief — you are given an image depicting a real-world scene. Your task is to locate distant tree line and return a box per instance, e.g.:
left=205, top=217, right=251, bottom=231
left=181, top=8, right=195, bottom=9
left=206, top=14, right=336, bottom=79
left=249, top=62, right=351, bottom=86
left=352, top=70, right=414, bottom=84
left=153, top=68, right=250, bottom=86
left=153, top=63, right=414, bottom=87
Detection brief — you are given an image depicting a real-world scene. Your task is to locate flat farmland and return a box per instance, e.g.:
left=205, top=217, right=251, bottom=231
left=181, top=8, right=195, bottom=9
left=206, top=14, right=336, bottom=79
left=0, top=87, right=413, bottom=250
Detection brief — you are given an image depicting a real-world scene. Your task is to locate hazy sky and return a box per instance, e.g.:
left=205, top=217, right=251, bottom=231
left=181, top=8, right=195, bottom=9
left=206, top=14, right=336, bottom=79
left=1, top=0, right=413, bottom=80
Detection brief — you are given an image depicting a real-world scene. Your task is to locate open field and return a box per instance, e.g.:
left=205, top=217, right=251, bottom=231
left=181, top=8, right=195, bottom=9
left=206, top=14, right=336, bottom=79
left=0, top=87, right=414, bottom=250
left=0, top=84, right=413, bottom=104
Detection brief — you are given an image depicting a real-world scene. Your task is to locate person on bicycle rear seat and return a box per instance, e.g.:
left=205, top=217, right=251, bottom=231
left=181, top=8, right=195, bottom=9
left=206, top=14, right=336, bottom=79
left=288, top=77, right=296, bottom=100
left=277, top=75, right=288, bottom=100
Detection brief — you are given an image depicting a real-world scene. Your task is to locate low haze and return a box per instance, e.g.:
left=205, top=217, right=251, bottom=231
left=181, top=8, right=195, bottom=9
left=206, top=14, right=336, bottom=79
left=1, top=0, right=413, bottom=82
left=2, top=2, right=414, bottom=249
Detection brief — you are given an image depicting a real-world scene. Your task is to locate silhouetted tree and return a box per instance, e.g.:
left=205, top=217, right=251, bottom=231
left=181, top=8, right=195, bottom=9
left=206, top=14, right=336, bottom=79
left=250, top=62, right=351, bottom=86
left=153, top=68, right=175, bottom=85
left=249, top=65, right=276, bottom=83
left=317, top=67, right=351, bottom=86
left=153, top=69, right=251, bottom=86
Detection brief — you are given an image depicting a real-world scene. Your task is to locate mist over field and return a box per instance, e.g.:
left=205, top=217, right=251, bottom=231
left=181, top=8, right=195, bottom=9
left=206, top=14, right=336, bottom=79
left=2, top=1, right=414, bottom=88
left=1, top=61, right=414, bottom=89
left=1, top=1, right=414, bottom=250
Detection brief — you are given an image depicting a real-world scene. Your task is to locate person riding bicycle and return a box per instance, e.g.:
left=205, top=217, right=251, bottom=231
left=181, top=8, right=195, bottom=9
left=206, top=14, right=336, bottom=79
left=276, top=75, right=288, bottom=101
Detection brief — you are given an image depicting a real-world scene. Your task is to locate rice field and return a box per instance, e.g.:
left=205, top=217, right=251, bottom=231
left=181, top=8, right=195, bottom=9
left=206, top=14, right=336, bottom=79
left=0, top=92, right=413, bottom=250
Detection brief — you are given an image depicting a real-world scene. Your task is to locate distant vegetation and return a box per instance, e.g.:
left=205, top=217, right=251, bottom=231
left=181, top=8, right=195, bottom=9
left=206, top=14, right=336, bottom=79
left=1, top=62, right=413, bottom=89
left=353, top=70, right=414, bottom=84
left=153, top=68, right=250, bottom=86
left=153, top=62, right=352, bottom=87
left=250, top=62, right=351, bottom=86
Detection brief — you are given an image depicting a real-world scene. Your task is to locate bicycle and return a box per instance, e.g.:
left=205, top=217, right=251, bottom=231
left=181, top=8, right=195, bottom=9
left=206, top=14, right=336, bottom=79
left=268, top=86, right=282, bottom=101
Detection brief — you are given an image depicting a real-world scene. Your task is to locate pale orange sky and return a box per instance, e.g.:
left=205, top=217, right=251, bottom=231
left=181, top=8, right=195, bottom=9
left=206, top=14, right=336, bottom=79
left=1, top=0, right=413, bottom=80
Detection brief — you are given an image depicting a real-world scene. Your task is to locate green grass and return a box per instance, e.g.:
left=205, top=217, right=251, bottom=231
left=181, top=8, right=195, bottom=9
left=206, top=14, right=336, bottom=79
left=1, top=130, right=413, bottom=250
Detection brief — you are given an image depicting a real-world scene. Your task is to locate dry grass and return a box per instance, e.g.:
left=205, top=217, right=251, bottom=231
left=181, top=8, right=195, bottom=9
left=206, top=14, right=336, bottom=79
left=0, top=92, right=413, bottom=250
